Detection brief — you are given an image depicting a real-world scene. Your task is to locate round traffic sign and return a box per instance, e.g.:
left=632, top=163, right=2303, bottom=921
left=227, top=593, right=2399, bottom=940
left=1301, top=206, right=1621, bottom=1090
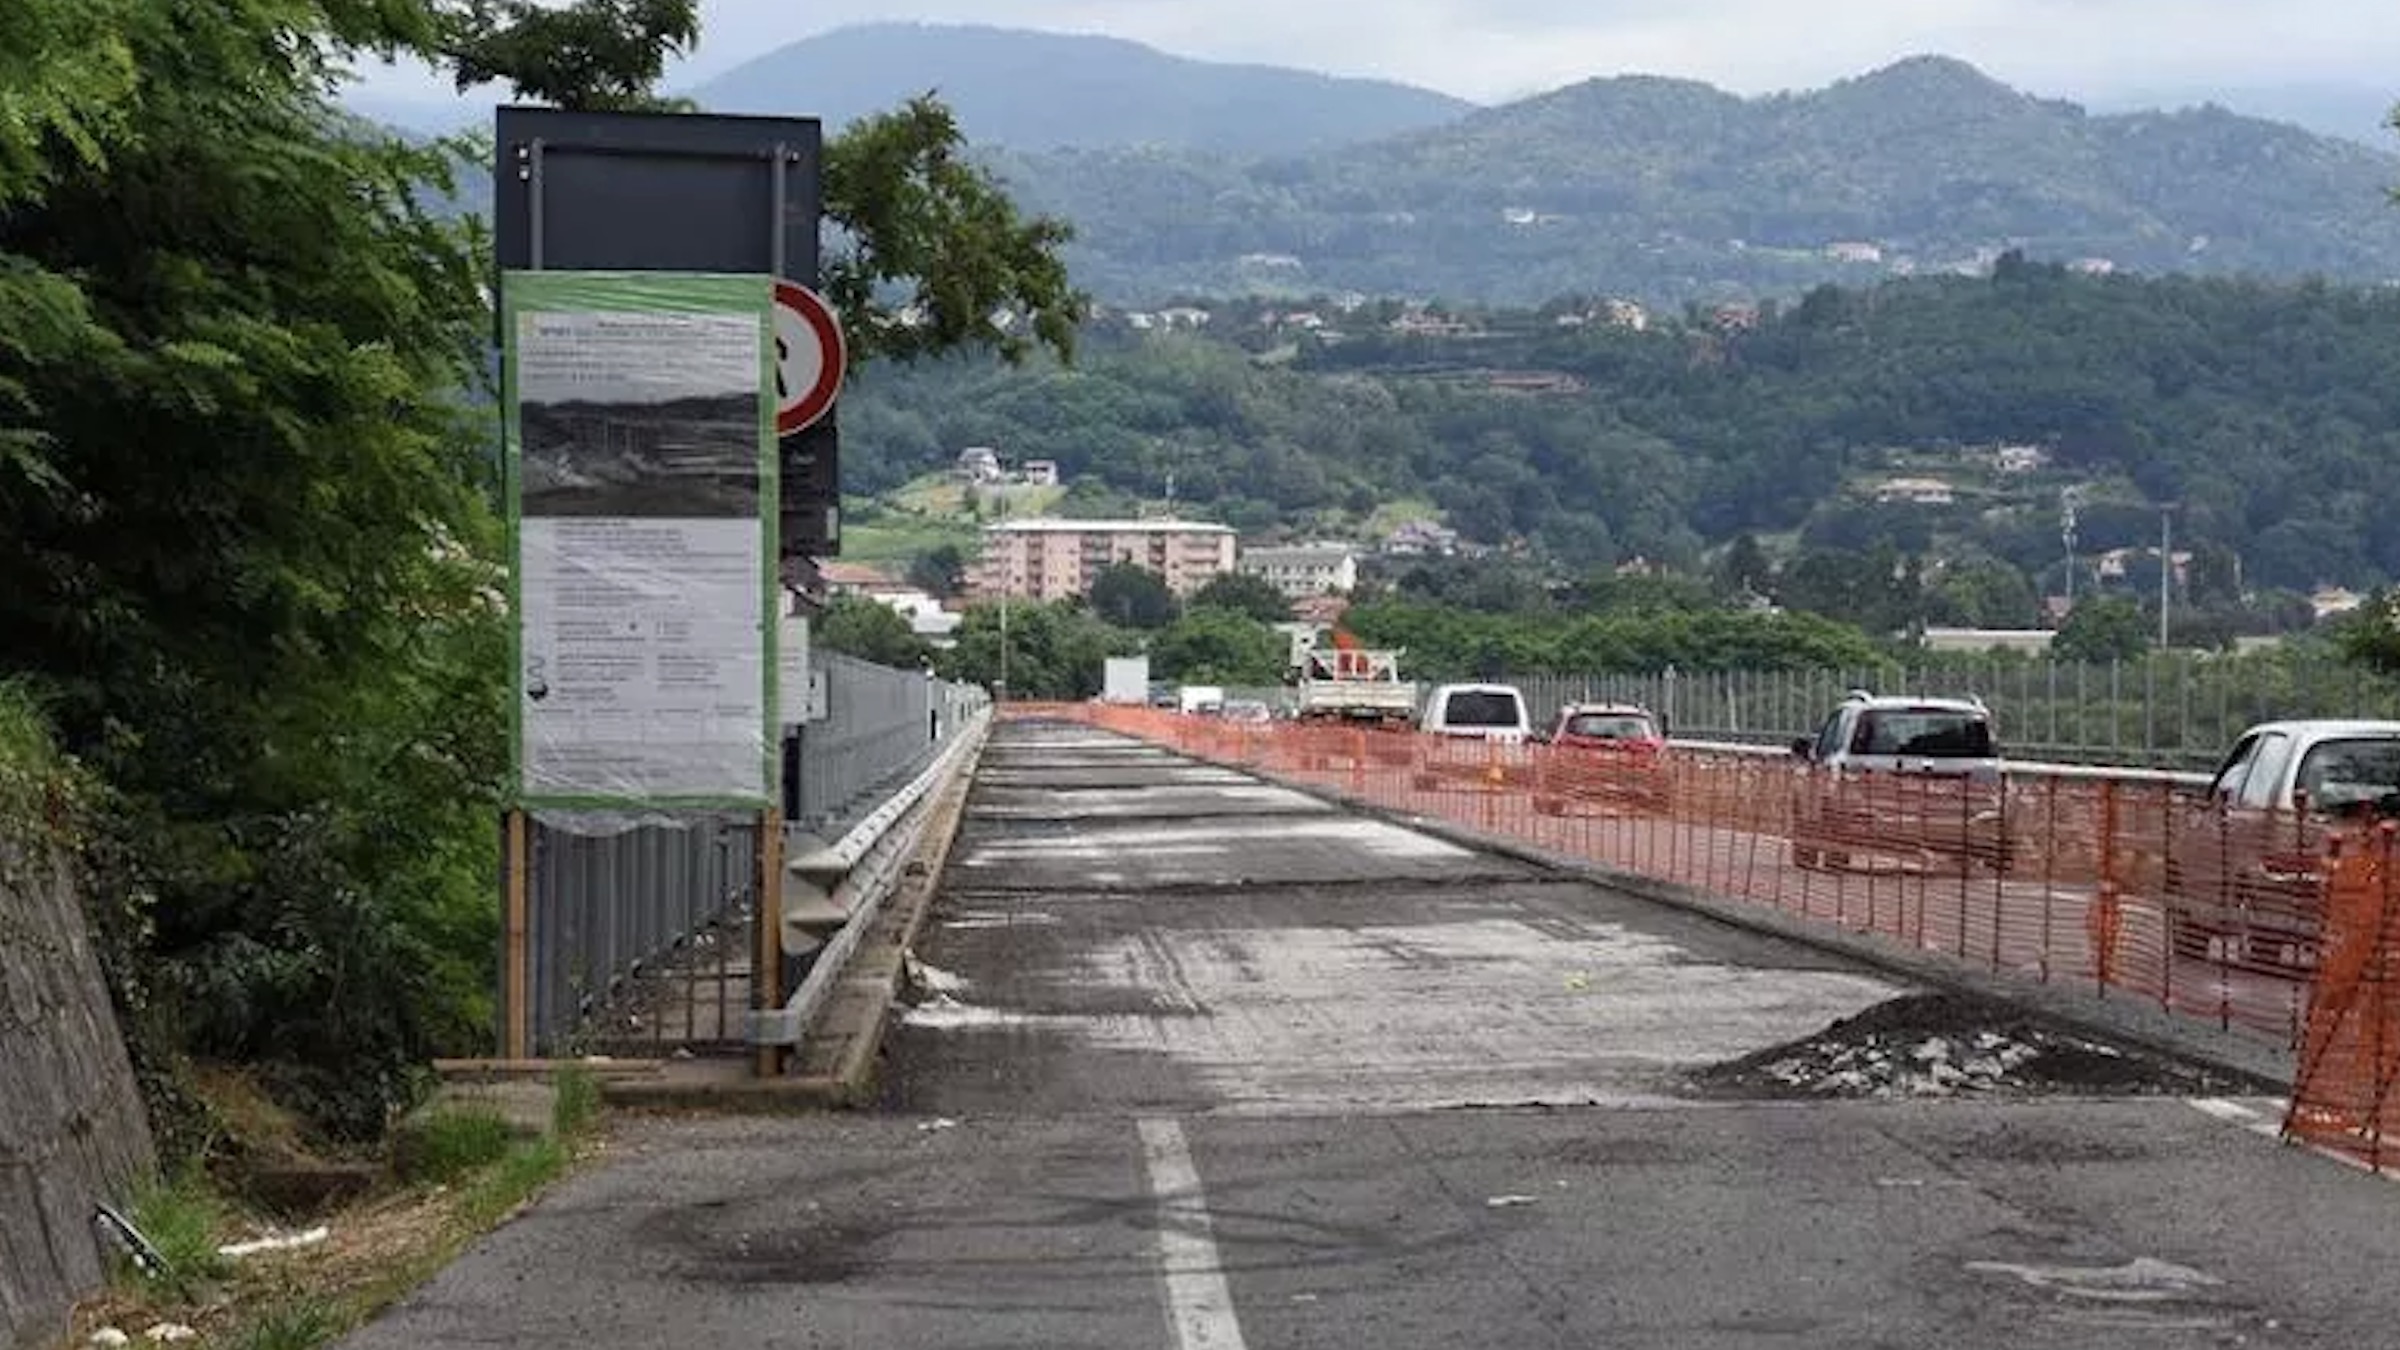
left=773, top=279, right=846, bottom=437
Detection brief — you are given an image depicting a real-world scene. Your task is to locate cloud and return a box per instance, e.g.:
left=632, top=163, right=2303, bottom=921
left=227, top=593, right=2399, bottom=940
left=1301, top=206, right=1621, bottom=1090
left=358, top=0, right=2400, bottom=116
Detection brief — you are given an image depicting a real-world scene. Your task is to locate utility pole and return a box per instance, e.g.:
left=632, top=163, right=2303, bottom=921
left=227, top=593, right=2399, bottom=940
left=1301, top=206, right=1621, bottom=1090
left=2157, top=503, right=2176, bottom=649
left=2060, top=488, right=2080, bottom=609
left=996, top=485, right=1010, bottom=701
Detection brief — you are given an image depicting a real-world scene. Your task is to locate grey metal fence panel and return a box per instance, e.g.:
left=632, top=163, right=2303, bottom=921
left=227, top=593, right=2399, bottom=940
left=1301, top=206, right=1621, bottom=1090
left=519, top=657, right=990, bottom=1055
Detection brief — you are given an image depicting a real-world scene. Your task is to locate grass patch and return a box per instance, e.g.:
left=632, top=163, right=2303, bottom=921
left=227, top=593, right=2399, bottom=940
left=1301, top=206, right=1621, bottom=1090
left=393, top=1109, right=512, bottom=1186
left=227, top=1298, right=343, bottom=1350
left=123, top=1168, right=231, bottom=1298
left=80, top=1066, right=607, bottom=1350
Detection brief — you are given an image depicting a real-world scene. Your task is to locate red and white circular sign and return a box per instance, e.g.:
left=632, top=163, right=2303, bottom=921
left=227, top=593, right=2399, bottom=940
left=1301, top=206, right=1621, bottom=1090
left=773, top=279, right=846, bottom=437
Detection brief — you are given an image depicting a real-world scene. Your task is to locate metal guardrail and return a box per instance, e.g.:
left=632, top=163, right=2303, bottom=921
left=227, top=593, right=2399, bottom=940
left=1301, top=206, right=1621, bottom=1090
left=518, top=657, right=991, bottom=1059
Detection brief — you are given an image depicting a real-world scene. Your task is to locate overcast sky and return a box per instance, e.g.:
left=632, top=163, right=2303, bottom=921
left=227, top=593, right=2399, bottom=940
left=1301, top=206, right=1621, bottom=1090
left=354, top=0, right=2400, bottom=110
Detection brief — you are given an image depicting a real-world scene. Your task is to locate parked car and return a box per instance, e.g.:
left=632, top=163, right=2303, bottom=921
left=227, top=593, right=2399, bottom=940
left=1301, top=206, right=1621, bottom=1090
left=1786, top=692, right=2010, bottom=872
left=1533, top=702, right=1670, bottom=815
left=1223, top=698, right=1274, bottom=725
left=2163, top=720, right=2400, bottom=969
left=1412, top=682, right=1534, bottom=791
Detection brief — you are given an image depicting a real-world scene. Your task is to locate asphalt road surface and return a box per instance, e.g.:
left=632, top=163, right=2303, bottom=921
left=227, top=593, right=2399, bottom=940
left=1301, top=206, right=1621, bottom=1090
left=344, top=721, right=2400, bottom=1349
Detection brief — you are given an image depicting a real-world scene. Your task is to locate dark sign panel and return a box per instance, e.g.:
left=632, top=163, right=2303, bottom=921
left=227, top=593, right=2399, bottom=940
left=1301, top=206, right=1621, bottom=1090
left=493, top=107, right=840, bottom=557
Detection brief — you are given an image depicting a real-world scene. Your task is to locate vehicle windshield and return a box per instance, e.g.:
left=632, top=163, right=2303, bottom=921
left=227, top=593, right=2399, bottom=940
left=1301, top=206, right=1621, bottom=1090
left=1852, top=710, right=1993, bottom=758
left=1441, top=690, right=1522, bottom=728
left=2296, top=737, right=2400, bottom=812
left=1564, top=712, right=1656, bottom=741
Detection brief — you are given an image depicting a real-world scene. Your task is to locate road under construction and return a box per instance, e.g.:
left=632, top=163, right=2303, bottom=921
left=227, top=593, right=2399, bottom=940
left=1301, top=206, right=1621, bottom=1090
left=346, top=717, right=2400, bottom=1350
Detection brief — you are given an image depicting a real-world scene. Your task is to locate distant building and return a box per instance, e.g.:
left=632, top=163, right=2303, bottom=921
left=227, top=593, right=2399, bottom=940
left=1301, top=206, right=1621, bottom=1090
left=2313, top=586, right=2366, bottom=621
left=2069, top=257, right=2117, bottom=276
left=1992, top=444, right=2049, bottom=474
left=955, top=446, right=1002, bottom=483
left=1486, top=370, right=1588, bottom=395
left=1020, top=459, right=1061, bottom=487
left=1922, top=627, right=2055, bottom=655
left=969, top=518, right=1238, bottom=601
left=1291, top=594, right=1352, bottom=628
left=1603, top=299, right=1650, bottom=331
left=1240, top=544, right=1359, bottom=600
left=1873, top=477, right=1956, bottom=506
left=1383, top=520, right=1461, bottom=556
left=1390, top=310, right=1475, bottom=338
left=1826, top=241, right=1884, bottom=264
left=1711, top=303, right=1761, bottom=332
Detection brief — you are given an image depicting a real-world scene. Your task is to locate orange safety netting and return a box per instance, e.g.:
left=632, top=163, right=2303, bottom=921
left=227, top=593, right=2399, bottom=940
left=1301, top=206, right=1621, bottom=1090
left=1023, top=703, right=2334, bottom=1056
left=2287, top=823, right=2400, bottom=1169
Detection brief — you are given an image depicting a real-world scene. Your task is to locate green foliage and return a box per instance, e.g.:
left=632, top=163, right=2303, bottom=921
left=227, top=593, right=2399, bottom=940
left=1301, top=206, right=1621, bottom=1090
left=436, top=0, right=701, bottom=111
left=937, top=602, right=1136, bottom=699
left=906, top=544, right=967, bottom=598
left=1188, top=571, right=1296, bottom=624
left=2335, top=590, right=2400, bottom=678
left=1088, top=562, right=1179, bottom=629
left=847, top=265, right=2400, bottom=620
left=984, top=57, right=2400, bottom=305
left=124, top=1167, right=231, bottom=1298
left=1151, top=609, right=1287, bottom=685
left=1344, top=600, right=1886, bottom=678
left=2052, top=596, right=2153, bottom=663
left=813, top=593, right=933, bottom=667
left=550, top=1064, right=599, bottom=1136
left=229, top=1299, right=344, bottom=1350
left=395, top=1108, right=514, bottom=1186
left=822, top=97, right=1086, bottom=366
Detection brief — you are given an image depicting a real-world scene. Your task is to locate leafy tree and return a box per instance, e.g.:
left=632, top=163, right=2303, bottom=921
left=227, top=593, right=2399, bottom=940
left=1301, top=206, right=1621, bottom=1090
left=2335, top=590, right=2400, bottom=678
left=1151, top=609, right=1286, bottom=685
left=937, top=601, right=1133, bottom=698
left=906, top=543, right=966, bottom=598
left=1188, top=571, right=1295, bottom=624
left=439, top=0, right=1085, bottom=366
left=1089, top=563, right=1180, bottom=630
left=2052, top=596, right=2152, bottom=663
left=813, top=594, right=931, bottom=667
left=1713, top=534, right=1772, bottom=598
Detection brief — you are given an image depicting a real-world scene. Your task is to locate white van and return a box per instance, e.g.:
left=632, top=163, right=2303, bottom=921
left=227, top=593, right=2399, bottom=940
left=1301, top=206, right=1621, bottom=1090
left=1419, top=683, right=1531, bottom=742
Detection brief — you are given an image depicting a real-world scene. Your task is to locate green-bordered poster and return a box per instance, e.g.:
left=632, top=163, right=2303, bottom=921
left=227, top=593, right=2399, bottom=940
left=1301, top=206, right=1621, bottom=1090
left=502, top=271, right=779, bottom=808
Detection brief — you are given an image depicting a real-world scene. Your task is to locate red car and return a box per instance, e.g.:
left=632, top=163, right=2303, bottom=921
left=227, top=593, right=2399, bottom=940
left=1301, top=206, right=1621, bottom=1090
left=1533, top=702, right=1671, bottom=815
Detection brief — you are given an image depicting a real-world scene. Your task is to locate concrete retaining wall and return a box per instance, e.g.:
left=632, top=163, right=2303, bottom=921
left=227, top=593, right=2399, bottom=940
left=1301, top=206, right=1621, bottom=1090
left=0, top=836, right=155, bottom=1348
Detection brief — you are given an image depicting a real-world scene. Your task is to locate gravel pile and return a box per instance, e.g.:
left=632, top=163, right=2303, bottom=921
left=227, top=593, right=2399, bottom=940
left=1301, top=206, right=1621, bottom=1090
left=1689, top=992, right=2249, bottom=1100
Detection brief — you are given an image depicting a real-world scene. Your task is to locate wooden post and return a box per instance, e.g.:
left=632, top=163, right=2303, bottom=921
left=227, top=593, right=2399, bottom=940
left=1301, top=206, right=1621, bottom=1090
left=754, top=808, right=786, bottom=1078
left=502, top=809, right=530, bottom=1060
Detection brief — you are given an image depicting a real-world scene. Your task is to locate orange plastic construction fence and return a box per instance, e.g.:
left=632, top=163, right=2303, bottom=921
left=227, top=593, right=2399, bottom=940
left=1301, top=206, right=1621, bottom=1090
left=1020, top=703, right=2344, bottom=1054
left=2286, top=823, right=2400, bottom=1169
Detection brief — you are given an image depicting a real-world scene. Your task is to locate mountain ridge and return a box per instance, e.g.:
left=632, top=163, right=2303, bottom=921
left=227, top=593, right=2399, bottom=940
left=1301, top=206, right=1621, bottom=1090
left=685, top=21, right=1479, bottom=155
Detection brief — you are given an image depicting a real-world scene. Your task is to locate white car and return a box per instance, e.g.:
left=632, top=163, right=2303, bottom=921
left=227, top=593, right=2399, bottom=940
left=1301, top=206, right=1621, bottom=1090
left=1412, top=683, right=1533, bottom=792
left=2165, top=719, right=2400, bottom=968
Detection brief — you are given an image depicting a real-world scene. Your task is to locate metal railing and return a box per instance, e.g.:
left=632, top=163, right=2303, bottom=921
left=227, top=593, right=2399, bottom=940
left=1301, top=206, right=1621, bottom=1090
left=791, top=653, right=989, bottom=836
left=518, top=658, right=991, bottom=1058
left=1201, top=654, right=2400, bottom=773
left=1524, top=658, right=2400, bottom=772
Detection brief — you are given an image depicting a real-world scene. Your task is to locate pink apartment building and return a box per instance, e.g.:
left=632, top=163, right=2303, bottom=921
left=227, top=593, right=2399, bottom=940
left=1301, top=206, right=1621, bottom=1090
left=969, top=518, right=1239, bottom=601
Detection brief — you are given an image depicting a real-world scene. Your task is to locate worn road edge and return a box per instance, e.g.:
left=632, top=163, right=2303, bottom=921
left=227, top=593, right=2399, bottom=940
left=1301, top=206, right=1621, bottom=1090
left=1135, top=735, right=2297, bottom=1094
left=601, top=728, right=990, bottom=1114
